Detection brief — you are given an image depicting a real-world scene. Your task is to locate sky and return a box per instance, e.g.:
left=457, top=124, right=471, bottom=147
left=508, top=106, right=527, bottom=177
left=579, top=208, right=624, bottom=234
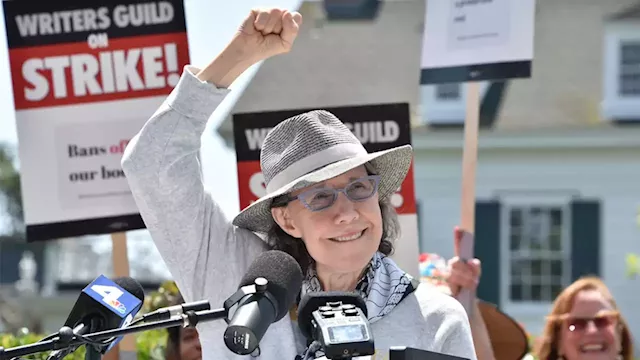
left=0, top=0, right=304, bottom=230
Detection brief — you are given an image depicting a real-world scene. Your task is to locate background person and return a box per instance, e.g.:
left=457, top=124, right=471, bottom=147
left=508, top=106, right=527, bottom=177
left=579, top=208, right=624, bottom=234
left=420, top=227, right=530, bottom=360
left=164, top=293, right=202, bottom=360
left=534, top=276, right=633, bottom=360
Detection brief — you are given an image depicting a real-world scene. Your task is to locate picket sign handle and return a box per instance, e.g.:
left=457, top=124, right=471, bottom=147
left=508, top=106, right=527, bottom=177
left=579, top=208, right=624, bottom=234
left=109, top=232, right=136, bottom=360
left=457, top=81, right=481, bottom=317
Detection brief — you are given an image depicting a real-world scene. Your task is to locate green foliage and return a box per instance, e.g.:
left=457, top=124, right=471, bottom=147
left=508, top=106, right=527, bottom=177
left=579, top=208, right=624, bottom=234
left=143, top=280, right=181, bottom=313
left=0, top=281, right=181, bottom=360
left=0, top=329, right=85, bottom=360
left=626, top=206, right=640, bottom=279
left=0, top=142, right=24, bottom=238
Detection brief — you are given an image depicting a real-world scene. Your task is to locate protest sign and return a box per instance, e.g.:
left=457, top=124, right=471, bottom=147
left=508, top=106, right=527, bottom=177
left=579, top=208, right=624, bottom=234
left=419, top=0, right=536, bottom=313
left=420, top=0, right=535, bottom=84
left=3, top=0, right=190, bottom=241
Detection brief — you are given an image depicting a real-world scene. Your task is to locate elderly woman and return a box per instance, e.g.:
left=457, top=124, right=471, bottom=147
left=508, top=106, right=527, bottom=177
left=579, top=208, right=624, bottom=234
left=122, top=8, right=476, bottom=360
left=534, top=276, right=633, bottom=360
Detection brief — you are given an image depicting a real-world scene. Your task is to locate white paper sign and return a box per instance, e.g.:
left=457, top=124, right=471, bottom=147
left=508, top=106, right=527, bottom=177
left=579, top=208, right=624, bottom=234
left=447, top=0, right=511, bottom=51
left=421, top=0, right=535, bottom=83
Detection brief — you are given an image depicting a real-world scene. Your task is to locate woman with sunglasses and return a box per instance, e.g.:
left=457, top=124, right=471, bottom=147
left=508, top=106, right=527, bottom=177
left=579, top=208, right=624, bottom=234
left=122, top=7, right=476, bottom=360
left=534, top=276, right=633, bottom=360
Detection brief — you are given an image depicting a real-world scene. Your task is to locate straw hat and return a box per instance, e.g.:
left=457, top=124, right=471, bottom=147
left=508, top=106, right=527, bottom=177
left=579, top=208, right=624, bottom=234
left=232, top=109, right=413, bottom=233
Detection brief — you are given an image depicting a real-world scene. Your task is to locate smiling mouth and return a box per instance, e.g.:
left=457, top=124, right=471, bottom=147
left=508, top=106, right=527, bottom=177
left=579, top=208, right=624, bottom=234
left=329, top=230, right=365, bottom=242
left=580, top=343, right=607, bottom=353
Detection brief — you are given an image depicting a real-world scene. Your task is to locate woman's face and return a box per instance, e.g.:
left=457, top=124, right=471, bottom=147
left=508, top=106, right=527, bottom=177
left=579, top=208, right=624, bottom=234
left=558, top=289, right=620, bottom=360
left=179, top=327, right=202, bottom=360
left=273, top=165, right=382, bottom=274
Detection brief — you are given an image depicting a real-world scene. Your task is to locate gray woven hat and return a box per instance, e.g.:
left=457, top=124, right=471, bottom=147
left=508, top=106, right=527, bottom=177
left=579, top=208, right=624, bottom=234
left=232, top=110, right=413, bottom=233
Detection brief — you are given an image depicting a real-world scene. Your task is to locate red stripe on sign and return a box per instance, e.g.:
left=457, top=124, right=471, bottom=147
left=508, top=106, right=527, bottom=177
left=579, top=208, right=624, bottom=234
left=236, top=159, right=417, bottom=215
left=237, top=161, right=265, bottom=210
left=394, top=161, right=416, bottom=215
left=8, top=32, right=189, bottom=110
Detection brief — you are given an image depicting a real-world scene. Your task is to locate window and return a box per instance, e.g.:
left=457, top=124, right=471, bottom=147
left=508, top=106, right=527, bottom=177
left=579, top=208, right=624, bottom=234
left=420, top=82, right=490, bottom=125
left=619, top=41, right=640, bottom=96
left=435, top=83, right=461, bottom=100
left=601, top=22, right=640, bottom=121
left=506, top=205, right=571, bottom=303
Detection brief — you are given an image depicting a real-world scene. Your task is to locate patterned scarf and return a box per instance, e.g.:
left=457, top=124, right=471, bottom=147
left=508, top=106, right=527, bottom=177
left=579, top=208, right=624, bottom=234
left=297, top=252, right=418, bottom=359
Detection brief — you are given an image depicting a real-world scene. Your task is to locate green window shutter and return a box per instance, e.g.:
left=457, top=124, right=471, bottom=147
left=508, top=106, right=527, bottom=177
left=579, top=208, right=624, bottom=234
left=475, top=200, right=502, bottom=306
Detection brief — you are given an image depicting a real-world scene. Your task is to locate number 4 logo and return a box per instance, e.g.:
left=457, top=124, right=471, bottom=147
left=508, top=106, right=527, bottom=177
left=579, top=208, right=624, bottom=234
left=91, top=285, right=124, bottom=304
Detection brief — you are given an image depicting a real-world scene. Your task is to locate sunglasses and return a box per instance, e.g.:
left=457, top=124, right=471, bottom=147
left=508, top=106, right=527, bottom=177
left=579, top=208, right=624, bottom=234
left=281, top=175, right=381, bottom=212
left=557, top=312, right=619, bottom=333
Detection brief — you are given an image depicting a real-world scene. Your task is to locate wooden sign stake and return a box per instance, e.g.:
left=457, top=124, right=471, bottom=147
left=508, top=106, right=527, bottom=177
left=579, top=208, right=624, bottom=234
left=457, top=81, right=481, bottom=316
left=109, top=232, right=136, bottom=360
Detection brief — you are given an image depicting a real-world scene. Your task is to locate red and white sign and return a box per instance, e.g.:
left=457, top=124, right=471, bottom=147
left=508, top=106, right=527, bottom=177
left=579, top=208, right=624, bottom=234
left=3, top=0, right=190, bottom=241
left=232, top=104, right=420, bottom=277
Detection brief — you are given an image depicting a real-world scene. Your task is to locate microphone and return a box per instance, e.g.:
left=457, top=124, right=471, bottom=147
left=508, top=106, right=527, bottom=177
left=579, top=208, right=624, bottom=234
left=47, top=275, right=144, bottom=359
left=223, top=250, right=303, bottom=355
left=297, top=292, right=374, bottom=360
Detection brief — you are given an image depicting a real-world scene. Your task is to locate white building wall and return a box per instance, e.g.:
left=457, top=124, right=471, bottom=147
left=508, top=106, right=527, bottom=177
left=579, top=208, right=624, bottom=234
left=414, top=141, right=640, bottom=337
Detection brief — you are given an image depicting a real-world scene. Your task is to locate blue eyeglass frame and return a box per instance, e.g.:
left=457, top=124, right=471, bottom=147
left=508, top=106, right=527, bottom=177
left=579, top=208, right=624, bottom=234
left=287, top=175, right=382, bottom=212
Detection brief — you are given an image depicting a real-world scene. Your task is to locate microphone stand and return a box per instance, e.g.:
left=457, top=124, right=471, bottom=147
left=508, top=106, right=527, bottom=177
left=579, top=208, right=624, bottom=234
left=0, top=278, right=270, bottom=360
left=84, top=346, right=102, bottom=360
left=0, top=308, right=227, bottom=360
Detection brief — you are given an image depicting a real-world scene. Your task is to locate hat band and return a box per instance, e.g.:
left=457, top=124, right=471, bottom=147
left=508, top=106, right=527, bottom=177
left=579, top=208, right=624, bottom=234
left=266, top=143, right=368, bottom=193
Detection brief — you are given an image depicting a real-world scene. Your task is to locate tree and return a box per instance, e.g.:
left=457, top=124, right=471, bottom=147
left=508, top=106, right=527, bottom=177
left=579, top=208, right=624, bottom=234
left=0, top=142, right=23, bottom=239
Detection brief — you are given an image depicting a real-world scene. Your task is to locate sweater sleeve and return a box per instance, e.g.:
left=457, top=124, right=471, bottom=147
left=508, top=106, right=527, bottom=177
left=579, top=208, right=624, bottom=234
left=434, top=296, right=478, bottom=360
left=121, top=65, right=269, bottom=305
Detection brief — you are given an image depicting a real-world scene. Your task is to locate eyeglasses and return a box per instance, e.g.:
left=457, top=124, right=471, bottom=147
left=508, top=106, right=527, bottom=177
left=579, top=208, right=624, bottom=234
left=283, top=175, right=381, bottom=212
left=556, top=311, right=619, bottom=332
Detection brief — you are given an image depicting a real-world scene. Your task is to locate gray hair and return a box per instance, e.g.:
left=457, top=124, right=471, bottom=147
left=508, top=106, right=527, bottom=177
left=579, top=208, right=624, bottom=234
left=267, top=197, right=401, bottom=274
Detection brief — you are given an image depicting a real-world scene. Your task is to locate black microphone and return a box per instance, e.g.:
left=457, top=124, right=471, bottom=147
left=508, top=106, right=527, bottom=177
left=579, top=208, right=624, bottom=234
left=223, top=250, right=303, bottom=355
left=47, top=275, right=145, bottom=360
left=297, top=292, right=374, bottom=360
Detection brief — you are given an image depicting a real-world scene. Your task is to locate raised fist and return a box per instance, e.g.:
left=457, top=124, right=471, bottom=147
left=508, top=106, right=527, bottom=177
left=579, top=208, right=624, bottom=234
left=233, top=8, right=303, bottom=62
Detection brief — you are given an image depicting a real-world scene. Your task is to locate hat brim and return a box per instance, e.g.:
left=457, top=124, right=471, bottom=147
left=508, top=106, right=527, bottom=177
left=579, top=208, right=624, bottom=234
left=232, top=144, right=413, bottom=233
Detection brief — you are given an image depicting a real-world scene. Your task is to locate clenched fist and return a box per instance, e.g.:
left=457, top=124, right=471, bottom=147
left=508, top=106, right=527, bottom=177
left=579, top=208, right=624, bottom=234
left=233, top=8, right=303, bottom=63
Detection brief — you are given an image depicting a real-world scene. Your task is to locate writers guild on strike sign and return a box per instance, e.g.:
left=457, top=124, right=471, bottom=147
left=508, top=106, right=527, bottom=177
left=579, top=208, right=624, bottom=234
left=12, top=2, right=176, bottom=37
left=4, top=0, right=190, bottom=110
left=2, top=0, right=191, bottom=240
left=14, top=40, right=185, bottom=108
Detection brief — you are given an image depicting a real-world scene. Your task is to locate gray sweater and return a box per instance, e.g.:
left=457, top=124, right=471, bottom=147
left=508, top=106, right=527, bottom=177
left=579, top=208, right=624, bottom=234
left=121, top=66, right=478, bottom=360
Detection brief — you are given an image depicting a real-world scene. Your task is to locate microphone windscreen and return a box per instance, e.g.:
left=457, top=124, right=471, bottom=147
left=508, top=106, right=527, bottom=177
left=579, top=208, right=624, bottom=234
left=113, top=276, right=145, bottom=302
left=239, top=250, right=303, bottom=321
left=297, top=291, right=366, bottom=339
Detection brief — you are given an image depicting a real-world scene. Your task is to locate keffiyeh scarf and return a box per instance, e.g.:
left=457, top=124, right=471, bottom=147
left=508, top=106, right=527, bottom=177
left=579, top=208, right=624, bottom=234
left=297, top=252, right=419, bottom=359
